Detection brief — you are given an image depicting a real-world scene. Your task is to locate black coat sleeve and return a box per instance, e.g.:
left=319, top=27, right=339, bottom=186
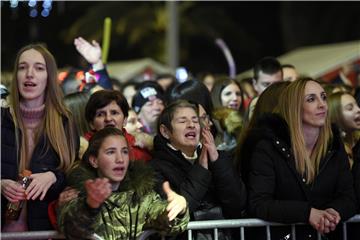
left=209, top=151, right=246, bottom=218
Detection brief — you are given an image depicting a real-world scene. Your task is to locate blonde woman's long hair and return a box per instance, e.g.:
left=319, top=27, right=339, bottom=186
left=10, top=44, right=77, bottom=173
left=276, top=78, right=332, bottom=183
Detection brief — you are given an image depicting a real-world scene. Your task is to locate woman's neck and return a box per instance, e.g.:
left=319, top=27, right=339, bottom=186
left=302, top=124, right=320, bottom=156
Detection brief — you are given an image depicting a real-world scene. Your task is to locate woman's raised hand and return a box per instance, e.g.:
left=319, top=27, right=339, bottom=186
left=201, top=128, right=218, bottom=162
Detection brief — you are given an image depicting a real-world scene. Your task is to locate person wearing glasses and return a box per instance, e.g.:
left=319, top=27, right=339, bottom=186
left=150, top=100, right=246, bottom=240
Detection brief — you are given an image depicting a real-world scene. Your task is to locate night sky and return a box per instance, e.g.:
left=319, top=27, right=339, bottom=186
left=2, top=1, right=360, bottom=76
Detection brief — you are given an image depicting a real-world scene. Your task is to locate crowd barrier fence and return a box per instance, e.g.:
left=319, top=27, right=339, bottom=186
left=1, top=214, right=360, bottom=240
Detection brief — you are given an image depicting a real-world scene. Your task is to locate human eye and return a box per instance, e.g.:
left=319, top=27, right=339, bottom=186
left=18, top=64, right=26, bottom=70
left=106, top=149, right=115, bottom=155
left=122, top=148, right=129, bottom=155
left=35, top=65, right=46, bottom=71
left=306, top=96, right=314, bottom=102
left=321, top=93, right=327, bottom=101
left=111, top=110, right=120, bottom=115
left=95, top=111, right=105, bottom=117
left=224, top=91, right=231, bottom=96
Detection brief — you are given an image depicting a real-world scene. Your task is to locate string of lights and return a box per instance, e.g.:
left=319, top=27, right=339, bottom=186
left=9, top=0, right=52, bottom=18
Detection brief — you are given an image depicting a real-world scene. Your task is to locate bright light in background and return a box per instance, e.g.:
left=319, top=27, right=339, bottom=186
left=43, top=0, right=52, bottom=9
left=176, top=67, right=189, bottom=83
left=28, top=0, right=37, bottom=8
left=42, top=0, right=52, bottom=17
left=41, top=8, right=50, bottom=17
left=29, top=8, right=38, bottom=18
left=10, top=0, right=18, bottom=8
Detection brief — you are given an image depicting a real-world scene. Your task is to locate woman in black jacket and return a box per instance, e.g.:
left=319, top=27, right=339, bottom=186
left=1, top=44, right=78, bottom=231
left=246, top=78, right=357, bottom=240
left=150, top=100, right=246, bottom=239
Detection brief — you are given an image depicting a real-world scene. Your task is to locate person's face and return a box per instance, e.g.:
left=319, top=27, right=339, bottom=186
left=89, top=135, right=129, bottom=190
left=124, top=110, right=143, bottom=134
left=282, top=67, right=298, bottom=82
left=90, top=101, right=126, bottom=131
left=221, top=82, right=242, bottom=110
left=302, top=81, right=328, bottom=129
left=198, top=104, right=212, bottom=129
left=164, top=107, right=201, bottom=154
left=138, top=98, right=164, bottom=127
left=122, top=85, right=136, bottom=107
left=17, top=49, right=48, bottom=107
left=203, top=75, right=215, bottom=92
left=253, top=70, right=282, bottom=95
left=340, top=94, right=360, bottom=131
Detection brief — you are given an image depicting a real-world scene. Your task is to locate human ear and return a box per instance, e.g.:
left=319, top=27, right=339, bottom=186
left=123, top=117, right=128, bottom=127
left=159, top=124, right=170, bottom=140
left=89, top=155, right=99, bottom=168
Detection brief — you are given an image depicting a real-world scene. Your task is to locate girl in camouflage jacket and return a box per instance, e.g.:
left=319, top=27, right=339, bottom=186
left=58, top=127, right=189, bottom=240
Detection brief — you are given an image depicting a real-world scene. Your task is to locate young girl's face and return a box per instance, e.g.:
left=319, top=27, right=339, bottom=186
left=90, top=135, right=130, bottom=190
left=17, top=49, right=48, bottom=107
left=341, top=94, right=360, bottom=131
left=221, top=82, right=242, bottom=111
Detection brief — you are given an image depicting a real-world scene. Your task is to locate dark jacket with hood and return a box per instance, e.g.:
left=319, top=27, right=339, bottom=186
left=1, top=107, right=76, bottom=230
left=150, top=135, right=246, bottom=220
left=242, top=113, right=357, bottom=240
left=58, top=160, right=189, bottom=240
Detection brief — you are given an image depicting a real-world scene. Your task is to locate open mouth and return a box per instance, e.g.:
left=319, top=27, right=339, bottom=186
left=185, top=132, right=196, bottom=139
left=229, top=103, right=239, bottom=109
left=24, top=82, right=37, bottom=87
left=355, top=115, right=360, bottom=125
left=113, top=166, right=125, bottom=174
left=105, top=124, right=116, bottom=128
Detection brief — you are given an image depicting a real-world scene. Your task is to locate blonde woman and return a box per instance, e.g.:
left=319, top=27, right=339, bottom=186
left=1, top=44, right=78, bottom=231
left=247, top=78, right=356, bottom=239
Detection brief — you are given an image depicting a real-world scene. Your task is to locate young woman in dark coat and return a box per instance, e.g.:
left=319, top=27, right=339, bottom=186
left=150, top=100, right=246, bottom=239
left=1, top=44, right=78, bottom=231
left=246, top=78, right=357, bottom=240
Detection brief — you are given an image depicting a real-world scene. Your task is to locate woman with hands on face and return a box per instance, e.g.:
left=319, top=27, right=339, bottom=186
left=150, top=100, right=246, bottom=239
left=1, top=44, right=78, bottom=231
left=58, top=127, right=189, bottom=240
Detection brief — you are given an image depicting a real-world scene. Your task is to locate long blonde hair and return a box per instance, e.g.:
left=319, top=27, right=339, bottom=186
left=10, top=44, right=77, bottom=172
left=276, top=78, right=332, bottom=183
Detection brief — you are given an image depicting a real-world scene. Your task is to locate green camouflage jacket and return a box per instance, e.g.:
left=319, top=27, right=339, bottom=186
left=58, top=161, right=189, bottom=240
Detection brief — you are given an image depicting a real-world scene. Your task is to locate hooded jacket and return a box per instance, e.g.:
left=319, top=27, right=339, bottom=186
left=150, top=135, right=246, bottom=220
left=243, top=113, right=357, bottom=239
left=58, top=160, right=189, bottom=240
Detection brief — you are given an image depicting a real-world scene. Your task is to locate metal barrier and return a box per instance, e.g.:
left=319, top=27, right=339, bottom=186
left=1, top=214, right=360, bottom=240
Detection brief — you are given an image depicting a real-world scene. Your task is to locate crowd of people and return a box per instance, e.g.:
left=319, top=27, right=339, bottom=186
left=1, top=39, right=360, bottom=240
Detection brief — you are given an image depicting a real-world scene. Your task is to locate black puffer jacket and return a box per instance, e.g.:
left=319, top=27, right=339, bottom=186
left=150, top=135, right=246, bottom=220
left=1, top=107, right=77, bottom=230
left=244, top=113, right=357, bottom=239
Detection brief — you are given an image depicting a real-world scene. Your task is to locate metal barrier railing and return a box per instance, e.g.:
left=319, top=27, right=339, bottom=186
left=1, top=214, right=360, bottom=240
